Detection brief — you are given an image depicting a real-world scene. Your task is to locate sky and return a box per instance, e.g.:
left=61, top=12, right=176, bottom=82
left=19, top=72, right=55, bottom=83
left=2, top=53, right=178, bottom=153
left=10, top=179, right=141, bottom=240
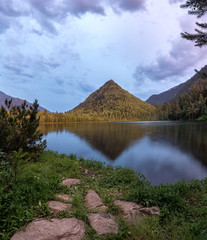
left=0, top=0, right=207, bottom=112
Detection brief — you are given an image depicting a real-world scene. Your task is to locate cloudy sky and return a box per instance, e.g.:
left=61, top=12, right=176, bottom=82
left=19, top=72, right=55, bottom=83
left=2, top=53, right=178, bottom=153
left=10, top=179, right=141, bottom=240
left=0, top=0, right=207, bottom=112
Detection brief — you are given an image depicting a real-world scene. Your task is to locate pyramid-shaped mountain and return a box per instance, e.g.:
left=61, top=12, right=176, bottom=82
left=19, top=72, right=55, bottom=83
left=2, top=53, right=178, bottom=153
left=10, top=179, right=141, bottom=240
left=68, top=80, right=155, bottom=121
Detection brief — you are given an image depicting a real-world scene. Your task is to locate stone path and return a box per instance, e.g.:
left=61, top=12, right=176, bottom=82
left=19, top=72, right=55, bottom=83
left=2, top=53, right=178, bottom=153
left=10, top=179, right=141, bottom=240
left=114, top=200, right=160, bottom=224
left=55, top=194, right=72, bottom=202
left=47, top=178, right=80, bottom=214
left=85, top=189, right=108, bottom=212
left=85, top=189, right=118, bottom=235
left=48, top=201, right=72, bottom=214
left=88, top=213, right=118, bottom=235
left=62, top=178, right=81, bottom=187
left=11, top=178, right=160, bottom=239
left=11, top=218, right=85, bottom=240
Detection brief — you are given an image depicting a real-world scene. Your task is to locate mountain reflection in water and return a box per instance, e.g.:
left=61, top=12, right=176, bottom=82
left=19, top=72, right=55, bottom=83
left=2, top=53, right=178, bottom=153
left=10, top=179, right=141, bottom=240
left=40, top=121, right=207, bottom=185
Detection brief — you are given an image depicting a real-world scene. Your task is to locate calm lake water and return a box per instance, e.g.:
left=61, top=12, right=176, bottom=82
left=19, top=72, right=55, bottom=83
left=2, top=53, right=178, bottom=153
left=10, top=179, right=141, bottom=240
left=40, top=121, right=207, bottom=185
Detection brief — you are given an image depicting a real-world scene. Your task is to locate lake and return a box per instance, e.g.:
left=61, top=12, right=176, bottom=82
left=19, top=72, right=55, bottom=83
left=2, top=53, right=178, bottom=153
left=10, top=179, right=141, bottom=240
left=40, top=121, right=207, bottom=185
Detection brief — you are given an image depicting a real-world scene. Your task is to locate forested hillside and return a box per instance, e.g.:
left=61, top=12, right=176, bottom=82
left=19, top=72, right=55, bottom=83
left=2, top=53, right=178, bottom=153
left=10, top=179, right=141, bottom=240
left=0, top=91, right=47, bottom=112
left=147, top=65, right=207, bottom=105
left=40, top=80, right=156, bottom=123
left=67, top=80, right=155, bottom=121
left=156, top=77, right=207, bottom=120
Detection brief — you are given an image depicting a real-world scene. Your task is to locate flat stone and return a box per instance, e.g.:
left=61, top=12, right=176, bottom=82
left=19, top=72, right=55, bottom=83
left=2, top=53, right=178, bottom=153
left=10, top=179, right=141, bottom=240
left=114, top=200, right=160, bottom=224
left=88, top=213, right=118, bottom=235
left=55, top=194, right=72, bottom=202
left=114, top=200, right=143, bottom=223
left=85, top=190, right=108, bottom=212
left=62, top=178, right=81, bottom=187
left=11, top=218, right=85, bottom=240
left=48, top=201, right=72, bottom=214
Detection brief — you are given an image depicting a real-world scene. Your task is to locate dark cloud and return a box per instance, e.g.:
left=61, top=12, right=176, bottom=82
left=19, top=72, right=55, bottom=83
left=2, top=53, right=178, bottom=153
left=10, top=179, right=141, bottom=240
left=133, top=38, right=207, bottom=82
left=78, top=81, right=96, bottom=93
left=0, top=0, right=26, bottom=17
left=4, top=63, right=23, bottom=74
left=37, top=17, right=58, bottom=34
left=169, top=0, right=184, bottom=4
left=32, top=28, right=43, bottom=35
left=0, top=0, right=146, bottom=34
left=4, top=63, right=34, bottom=78
left=134, top=15, right=207, bottom=83
left=30, top=0, right=64, bottom=19
left=66, top=0, right=105, bottom=16
left=0, top=14, right=10, bottom=33
left=3, top=53, right=61, bottom=79
left=112, top=0, right=146, bottom=12
left=42, top=58, right=60, bottom=69
left=56, top=79, right=64, bottom=86
left=49, top=88, right=67, bottom=95
left=18, top=73, right=34, bottom=78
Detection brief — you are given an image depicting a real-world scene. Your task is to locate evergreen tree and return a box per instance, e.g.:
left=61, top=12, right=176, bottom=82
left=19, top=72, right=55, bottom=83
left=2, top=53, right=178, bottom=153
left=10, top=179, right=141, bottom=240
left=0, top=99, right=46, bottom=159
left=181, top=0, right=207, bottom=47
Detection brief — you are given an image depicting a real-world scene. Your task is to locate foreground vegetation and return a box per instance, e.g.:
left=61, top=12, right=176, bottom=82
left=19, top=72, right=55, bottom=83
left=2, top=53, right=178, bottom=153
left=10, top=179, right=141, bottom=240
left=1, top=99, right=207, bottom=239
left=1, top=150, right=207, bottom=240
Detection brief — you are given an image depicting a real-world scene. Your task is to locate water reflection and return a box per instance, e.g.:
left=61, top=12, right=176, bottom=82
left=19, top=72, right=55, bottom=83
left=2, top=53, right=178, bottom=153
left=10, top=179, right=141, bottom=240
left=40, top=123, right=145, bottom=160
left=118, top=136, right=207, bottom=185
left=40, top=121, right=207, bottom=185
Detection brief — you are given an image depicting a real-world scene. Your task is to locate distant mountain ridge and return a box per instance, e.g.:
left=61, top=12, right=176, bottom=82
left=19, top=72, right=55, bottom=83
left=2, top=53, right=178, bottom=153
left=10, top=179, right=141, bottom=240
left=0, top=90, right=47, bottom=112
left=146, top=65, right=207, bottom=105
left=68, top=80, right=155, bottom=121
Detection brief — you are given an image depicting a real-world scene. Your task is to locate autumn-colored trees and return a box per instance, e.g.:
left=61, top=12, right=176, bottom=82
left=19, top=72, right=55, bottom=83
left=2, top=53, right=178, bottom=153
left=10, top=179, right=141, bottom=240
left=157, top=85, right=207, bottom=120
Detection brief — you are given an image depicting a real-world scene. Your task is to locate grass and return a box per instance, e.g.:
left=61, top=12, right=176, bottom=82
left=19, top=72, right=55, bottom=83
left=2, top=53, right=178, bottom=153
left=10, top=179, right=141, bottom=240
left=1, top=150, right=207, bottom=240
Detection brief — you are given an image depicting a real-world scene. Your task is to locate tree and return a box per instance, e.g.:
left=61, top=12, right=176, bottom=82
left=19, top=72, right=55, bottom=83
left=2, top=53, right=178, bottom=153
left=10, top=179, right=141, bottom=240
left=181, top=0, right=207, bottom=47
left=0, top=99, right=46, bottom=185
left=0, top=99, right=46, bottom=157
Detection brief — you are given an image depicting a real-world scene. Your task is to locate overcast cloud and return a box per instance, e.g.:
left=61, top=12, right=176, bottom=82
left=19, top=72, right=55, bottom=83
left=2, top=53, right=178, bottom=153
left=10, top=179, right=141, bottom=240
left=0, top=0, right=146, bottom=34
left=133, top=38, right=207, bottom=82
left=133, top=10, right=207, bottom=86
left=0, top=0, right=206, bottom=112
left=169, top=0, right=184, bottom=4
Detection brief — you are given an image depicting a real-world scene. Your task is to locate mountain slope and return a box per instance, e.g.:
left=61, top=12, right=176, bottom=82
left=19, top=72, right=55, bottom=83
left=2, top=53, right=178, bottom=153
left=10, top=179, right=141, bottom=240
left=0, top=91, right=47, bottom=112
left=68, top=80, right=155, bottom=121
left=146, top=65, right=207, bottom=105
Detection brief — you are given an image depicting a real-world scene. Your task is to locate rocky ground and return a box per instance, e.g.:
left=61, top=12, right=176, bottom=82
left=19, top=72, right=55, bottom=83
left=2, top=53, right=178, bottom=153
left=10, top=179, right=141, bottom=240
left=11, top=177, right=160, bottom=240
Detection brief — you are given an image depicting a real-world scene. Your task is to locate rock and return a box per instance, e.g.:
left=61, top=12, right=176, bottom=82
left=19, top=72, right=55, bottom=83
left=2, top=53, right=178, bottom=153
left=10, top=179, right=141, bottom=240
left=48, top=201, right=72, bottom=214
left=88, top=213, right=118, bottom=235
left=55, top=194, right=72, bottom=202
left=114, top=200, right=143, bottom=223
left=11, top=218, right=85, bottom=240
left=114, top=200, right=160, bottom=224
left=85, top=190, right=108, bottom=212
left=62, top=178, right=81, bottom=187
